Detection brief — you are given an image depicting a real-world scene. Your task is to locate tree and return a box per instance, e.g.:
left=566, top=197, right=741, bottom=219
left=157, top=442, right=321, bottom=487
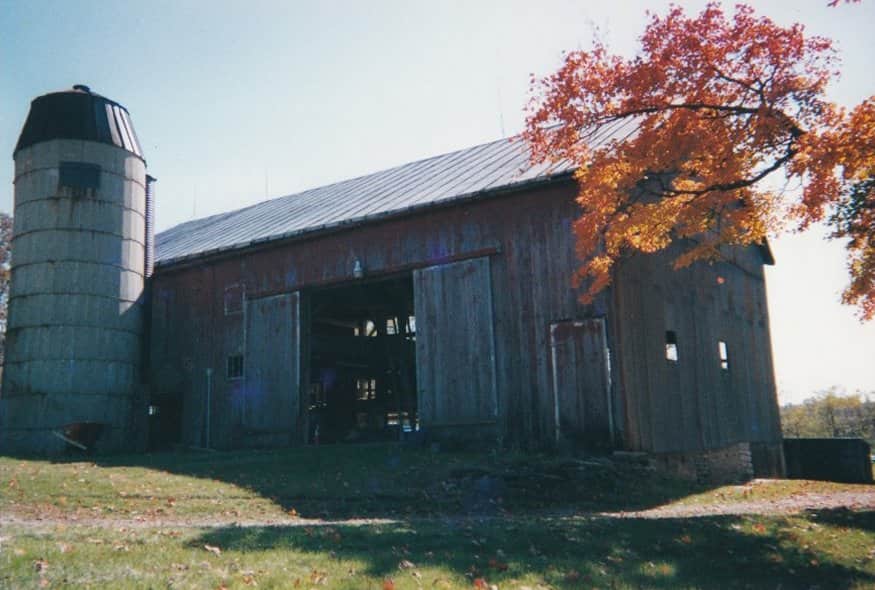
left=0, top=212, right=12, bottom=367
left=524, top=3, right=875, bottom=319
left=781, top=387, right=875, bottom=445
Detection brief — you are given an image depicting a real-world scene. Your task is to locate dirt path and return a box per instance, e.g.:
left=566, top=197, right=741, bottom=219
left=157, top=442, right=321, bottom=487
left=601, top=489, right=875, bottom=519
left=3, top=486, right=874, bottom=530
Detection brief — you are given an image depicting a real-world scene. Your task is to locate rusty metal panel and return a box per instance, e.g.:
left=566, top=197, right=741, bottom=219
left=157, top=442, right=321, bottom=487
left=549, top=318, right=612, bottom=448
left=413, top=257, right=497, bottom=427
left=243, top=291, right=301, bottom=445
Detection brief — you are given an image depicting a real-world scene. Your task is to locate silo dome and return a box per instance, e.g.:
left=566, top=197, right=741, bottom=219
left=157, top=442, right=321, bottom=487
left=1, top=86, right=150, bottom=454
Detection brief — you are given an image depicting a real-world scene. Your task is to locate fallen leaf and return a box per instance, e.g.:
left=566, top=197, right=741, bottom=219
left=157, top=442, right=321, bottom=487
left=34, top=559, right=49, bottom=573
left=242, top=573, right=257, bottom=586
left=399, top=559, right=416, bottom=570
left=383, top=578, right=396, bottom=590
left=204, top=544, right=222, bottom=556
left=473, top=578, right=488, bottom=589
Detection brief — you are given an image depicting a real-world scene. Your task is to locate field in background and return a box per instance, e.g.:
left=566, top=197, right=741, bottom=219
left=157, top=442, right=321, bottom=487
left=1, top=445, right=874, bottom=589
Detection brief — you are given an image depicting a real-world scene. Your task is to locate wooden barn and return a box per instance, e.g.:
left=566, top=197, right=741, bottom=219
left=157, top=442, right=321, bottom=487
left=149, top=136, right=784, bottom=477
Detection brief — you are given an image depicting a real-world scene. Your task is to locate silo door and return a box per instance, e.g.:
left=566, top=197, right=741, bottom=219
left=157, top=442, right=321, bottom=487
left=244, top=291, right=301, bottom=446
left=550, top=318, right=613, bottom=448
left=413, top=257, right=498, bottom=429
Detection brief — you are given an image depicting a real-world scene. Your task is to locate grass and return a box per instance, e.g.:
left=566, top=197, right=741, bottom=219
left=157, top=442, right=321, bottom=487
left=1, top=445, right=874, bottom=589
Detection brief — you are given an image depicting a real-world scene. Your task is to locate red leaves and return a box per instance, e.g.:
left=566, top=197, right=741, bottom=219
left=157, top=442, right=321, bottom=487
left=525, top=2, right=875, bottom=319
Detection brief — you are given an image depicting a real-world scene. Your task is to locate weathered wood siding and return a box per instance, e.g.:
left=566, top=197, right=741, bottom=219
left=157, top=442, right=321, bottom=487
left=242, top=292, right=301, bottom=446
left=550, top=318, right=612, bottom=448
left=610, top=245, right=781, bottom=453
left=413, top=257, right=498, bottom=427
left=149, top=178, right=778, bottom=453
left=150, top=181, right=600, bottom=449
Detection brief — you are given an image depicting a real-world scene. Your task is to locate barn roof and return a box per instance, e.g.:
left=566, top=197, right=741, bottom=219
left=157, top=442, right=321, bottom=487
left=154, top=136, right=573, bottom=267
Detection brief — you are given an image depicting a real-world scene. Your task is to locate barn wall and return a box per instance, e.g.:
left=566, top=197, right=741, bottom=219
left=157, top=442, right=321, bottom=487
left=610, top=244, right=782, bottom=456
left=150, top=181, right=605, bottom=449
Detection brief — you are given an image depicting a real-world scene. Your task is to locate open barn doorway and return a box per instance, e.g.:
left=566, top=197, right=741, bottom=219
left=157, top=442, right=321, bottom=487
left=307, top=274, right=418, bottom=444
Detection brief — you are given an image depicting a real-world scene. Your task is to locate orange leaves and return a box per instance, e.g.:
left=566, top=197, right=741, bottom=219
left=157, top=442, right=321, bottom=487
left=525, top=2, right=874, bottom=319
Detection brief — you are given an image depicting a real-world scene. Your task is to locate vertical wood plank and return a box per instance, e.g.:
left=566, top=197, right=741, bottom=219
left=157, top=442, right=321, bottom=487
left=243, top=291, right=300, bottom=444
left=413, top=257, right=497, bottom=426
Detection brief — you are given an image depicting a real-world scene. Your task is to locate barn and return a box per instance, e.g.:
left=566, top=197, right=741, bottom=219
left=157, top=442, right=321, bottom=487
left=1, top=86, right=784, bottom=479
left=149, top=135, right=784, bottom=477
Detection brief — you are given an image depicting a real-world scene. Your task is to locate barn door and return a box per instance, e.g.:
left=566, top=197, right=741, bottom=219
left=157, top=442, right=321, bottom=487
left=550, top=318, right=612, bottom=448
left=244, top=291, right=301, bottom=445
left=413, top=257, right=498, bottom=427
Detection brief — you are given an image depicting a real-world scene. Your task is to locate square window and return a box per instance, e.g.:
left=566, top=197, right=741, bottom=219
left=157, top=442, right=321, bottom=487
left=224, top=285, right=244, bottom=315
left=226, top=354, right=244, bottom=380
left=665, top=330, right=679, bottom=362
left=718, top=340, right=730, bottom=371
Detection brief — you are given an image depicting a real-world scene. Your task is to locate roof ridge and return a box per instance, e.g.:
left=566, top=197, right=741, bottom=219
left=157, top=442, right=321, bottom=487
left=154, top=133, right=570, bottom=266
left=160, top=134, right=523, bottom=235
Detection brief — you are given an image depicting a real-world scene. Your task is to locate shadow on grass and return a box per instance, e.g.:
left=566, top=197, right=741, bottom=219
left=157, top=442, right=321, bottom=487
left=65, top=443, right=714, bottom=519
left=810, top=507, right=875, bottom=533
left=190, top=514, right=873, bottom=589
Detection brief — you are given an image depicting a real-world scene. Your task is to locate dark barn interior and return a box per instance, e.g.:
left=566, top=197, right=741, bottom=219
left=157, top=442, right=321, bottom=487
left=308, top=275, right=417, bottom=444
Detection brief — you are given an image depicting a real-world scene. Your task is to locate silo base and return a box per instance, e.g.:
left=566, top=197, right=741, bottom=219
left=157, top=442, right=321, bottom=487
left=0, top=390, right=147, bottom=456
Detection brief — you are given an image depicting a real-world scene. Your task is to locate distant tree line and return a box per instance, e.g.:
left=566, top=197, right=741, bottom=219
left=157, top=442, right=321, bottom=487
left=782, top=388, right=875, bottom=446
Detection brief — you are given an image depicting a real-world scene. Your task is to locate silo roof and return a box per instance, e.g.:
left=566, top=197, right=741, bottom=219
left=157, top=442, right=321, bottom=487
left=15, top=85, right=144, bottom=159
left=154, top=135, right=576, bottom=267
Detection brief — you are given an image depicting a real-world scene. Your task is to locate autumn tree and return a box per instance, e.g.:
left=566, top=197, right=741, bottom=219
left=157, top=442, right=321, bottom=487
left=524, top=3, right=875, bottom=319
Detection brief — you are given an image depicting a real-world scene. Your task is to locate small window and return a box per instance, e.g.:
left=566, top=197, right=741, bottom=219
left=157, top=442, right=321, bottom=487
left=356, top=378, right=376, bottom=401
left=58, top=161, right=100, bottom=198
left=718, top=340, right=730, bottom=371
left=224, top=285, right=244, bottom=315
left=226, top=355, right=244, bottom=380
left=665, top=330, right=679, bottom=362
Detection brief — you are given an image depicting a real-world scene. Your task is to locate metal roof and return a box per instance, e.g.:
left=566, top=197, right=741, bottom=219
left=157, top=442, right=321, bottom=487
left=155, top=136, right=574, bottom=267
left=16, top=86, right=143, bottom=159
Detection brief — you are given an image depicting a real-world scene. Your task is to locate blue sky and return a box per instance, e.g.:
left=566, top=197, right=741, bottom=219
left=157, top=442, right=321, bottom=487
left=1, top=0, right=873, bottom=403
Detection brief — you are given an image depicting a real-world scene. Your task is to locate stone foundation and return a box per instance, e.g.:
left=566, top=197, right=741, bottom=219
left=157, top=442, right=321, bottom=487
left=646, top=441, right=786, bottom=484
left=650, top=442, right=754, bottom=484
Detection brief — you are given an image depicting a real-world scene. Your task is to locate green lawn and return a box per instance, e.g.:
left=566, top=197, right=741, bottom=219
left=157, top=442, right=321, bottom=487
left=1, top=445, right=873, bottom=589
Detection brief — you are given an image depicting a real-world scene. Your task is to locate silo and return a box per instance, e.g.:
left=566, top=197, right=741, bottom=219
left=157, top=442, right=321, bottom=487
left=0, top=85, right=148, bottom=454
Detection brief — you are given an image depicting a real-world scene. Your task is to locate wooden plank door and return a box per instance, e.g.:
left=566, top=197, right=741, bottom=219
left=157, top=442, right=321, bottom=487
left=550, top=318, right=613, bottom=448
left=413, top=257, right=498, bottom=427
left=244, top=291, right=301, bottom=445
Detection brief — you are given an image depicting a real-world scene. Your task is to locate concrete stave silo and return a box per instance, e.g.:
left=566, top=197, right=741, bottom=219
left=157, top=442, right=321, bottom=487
left=1, top=86, right=149, bottom=454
